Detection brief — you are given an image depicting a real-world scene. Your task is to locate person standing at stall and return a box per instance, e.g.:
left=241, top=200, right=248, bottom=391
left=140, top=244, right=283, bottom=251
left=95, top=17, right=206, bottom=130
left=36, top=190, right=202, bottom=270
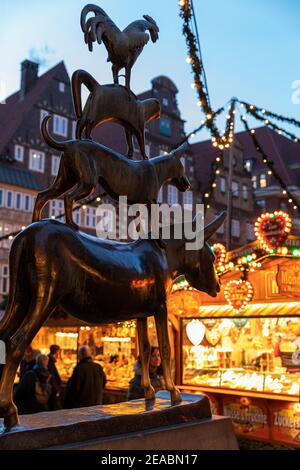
left=14, top=354, right=54, bottom=415
left=64, top=345, right=107, bottom=409
left=128, top=346, right=165, bottom=400
left=48, top=344, right=62, bottom=410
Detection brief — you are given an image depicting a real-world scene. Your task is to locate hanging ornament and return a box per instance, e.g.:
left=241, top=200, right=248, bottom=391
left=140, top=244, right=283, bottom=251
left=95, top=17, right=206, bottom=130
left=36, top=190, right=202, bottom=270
left=255, top=211, right=292, bottom=250
left=224, top=280, right=254, bottom=314
left=211, top=243, right=227, bottom=269
left=205, top=328, right=221, bottom=346
left=186, top=319, right=205, bottom=346
left=233, top=318, right=248, bottom=328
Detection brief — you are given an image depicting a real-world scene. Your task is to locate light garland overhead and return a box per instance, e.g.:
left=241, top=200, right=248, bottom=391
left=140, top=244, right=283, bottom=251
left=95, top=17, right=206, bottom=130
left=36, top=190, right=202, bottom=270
left=179, top=0, right=222, bottom=147
left=240, top=101, right=299, bottom=142
left=239, top=114, right=300, bottom=214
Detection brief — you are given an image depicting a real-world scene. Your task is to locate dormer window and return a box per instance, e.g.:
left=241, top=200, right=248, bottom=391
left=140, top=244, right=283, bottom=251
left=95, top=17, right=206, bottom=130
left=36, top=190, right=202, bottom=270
left=59, top=82, right=65, bottom=93
left=162, top=97, right=169, bottom=107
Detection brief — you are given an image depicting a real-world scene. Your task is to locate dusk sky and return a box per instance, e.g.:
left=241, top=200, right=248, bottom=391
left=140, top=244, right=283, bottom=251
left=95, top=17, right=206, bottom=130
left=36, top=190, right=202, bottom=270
left=0, top=0, right=299, bottom=137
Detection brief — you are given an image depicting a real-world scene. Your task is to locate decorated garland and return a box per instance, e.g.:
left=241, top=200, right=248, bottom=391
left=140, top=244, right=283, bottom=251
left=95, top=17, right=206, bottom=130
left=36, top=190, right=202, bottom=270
left=179, top=0, right=222, bottom=146
left=240, top=115, right=300, bottom=214
left=240, top=101, right=299, bottom=142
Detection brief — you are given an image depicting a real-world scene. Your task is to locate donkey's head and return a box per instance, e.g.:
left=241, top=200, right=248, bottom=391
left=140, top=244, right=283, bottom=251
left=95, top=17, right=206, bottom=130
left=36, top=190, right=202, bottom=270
left=181, top=212, right=226, bottom=297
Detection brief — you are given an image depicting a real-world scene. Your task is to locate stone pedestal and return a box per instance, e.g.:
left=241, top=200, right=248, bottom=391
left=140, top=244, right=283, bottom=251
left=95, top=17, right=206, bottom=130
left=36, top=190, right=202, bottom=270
left=0, top=391, right=238, bottom=450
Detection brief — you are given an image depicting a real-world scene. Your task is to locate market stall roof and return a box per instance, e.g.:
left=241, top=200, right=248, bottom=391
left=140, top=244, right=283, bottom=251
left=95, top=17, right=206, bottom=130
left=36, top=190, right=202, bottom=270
left=194, top=301, right=300, bottom=318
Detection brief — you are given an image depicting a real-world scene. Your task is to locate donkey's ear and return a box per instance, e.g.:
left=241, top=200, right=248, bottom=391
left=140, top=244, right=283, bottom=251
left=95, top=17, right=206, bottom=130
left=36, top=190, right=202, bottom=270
left=171, top=141, right=188, bottom=159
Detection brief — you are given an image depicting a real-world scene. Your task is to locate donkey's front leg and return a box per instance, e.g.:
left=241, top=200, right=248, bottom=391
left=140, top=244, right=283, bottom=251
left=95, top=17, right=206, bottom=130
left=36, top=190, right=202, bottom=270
left=137, top=318, right=155, bottom=410
left=155, top=304, right=182, bottom=406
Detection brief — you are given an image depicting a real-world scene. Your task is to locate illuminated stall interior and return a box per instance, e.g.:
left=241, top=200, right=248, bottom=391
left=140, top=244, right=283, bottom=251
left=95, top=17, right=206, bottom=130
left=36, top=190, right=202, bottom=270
left=32, top=317, right=177, bottom=391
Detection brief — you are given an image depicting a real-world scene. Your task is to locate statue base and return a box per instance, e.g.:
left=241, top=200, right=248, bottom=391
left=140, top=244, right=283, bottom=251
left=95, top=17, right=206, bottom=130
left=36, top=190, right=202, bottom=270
left=0, top=392, right=238, bottom=450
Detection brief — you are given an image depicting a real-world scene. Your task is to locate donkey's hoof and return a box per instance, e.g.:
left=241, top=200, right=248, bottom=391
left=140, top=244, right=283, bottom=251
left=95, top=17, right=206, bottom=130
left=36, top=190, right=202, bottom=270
left=3, top=404, right=19, bottom=431
left=145, top=397, right=155, bottom=411
left=170, top=389, right=182, bottom=406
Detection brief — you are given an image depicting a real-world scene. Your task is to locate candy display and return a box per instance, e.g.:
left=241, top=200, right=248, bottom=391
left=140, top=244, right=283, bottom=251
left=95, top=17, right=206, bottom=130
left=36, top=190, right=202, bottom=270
left=182, top=317, right=300, bottom=397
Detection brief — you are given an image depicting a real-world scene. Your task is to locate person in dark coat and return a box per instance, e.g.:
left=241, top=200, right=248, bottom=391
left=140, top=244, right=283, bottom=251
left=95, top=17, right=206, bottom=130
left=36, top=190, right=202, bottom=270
left=64, top=345, right=107, bottom=409
left=19, top=345, right=41, bottom=379
left=14, top=354, right=54, bottom=415
left=128, top=346, right=165, bottom=400
left=48, top=344, right=62, bottom=410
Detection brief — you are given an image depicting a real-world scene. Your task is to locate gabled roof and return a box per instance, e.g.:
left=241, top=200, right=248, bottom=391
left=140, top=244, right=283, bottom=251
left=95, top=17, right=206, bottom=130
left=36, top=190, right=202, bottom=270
left=0, top=163, right=42, bottom=190
left=0, top=61, right=68, bottom=154
left=191, top=126, right=300, bottom=188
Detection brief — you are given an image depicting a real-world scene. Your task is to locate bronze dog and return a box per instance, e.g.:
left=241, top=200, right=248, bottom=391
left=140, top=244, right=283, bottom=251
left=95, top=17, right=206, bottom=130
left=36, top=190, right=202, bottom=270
left=72, top=69, right=160, bottom=159
left=32, top=116, right=190, bottom=229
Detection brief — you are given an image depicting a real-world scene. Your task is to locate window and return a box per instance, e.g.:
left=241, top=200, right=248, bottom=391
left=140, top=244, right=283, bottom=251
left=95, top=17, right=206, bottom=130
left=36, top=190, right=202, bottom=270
left=167, top=186, right=178, bottom=205
left=157, top=187, right=163, bottom=203
left=160, top=118, right=172, bottom=137
left=72, top=120, right=77, bottom=139
left=59, top=82, right=65, bottom=93
left=15, top=193, right=22, bottom=210
left=162, top=97, right=169, bottom=107
left=6, top=191, right=13, bottom=208
left=232, top=219, right=240, bottom=238
left=40, top=109, right=49, bottom=124
left=220, top=177, right=226, bottom=193
left=259, top=173, right=267, bottom=188
left=180, top=156, right=186, bottom=170
left=145, top=144, right=150, bottom=157
left=53, top=115, right=68, bottom=137
left=51, top=155, right=60, bottom=176
left=246, top=223, right=254, bottom=241
left=183, top=191, right=193, bottom=209
left=244, top=159, right=253, bottom=172
left=242, top=184, right=248, bottom=200
left=24, top=195, right=31, bottom=212
left=232, top=181, right=239, bottom=197
left=252, top=175, right=257, bottom=189
left=50, top=200, right=63, bottom=218
left=74, top=208, right=81, bottom=226
left=98, top=209, right=113, bottom=233
left=14, top=145, right=24, bottom=162
left=0, top=189, right=3, bottom=207
left=257, top=199, right=266, bottom=209
left=85, top=207, right=97, bottom=228
left=29, top=149, right=45, bottom=173
left=1, top=265, right=9, bottom=294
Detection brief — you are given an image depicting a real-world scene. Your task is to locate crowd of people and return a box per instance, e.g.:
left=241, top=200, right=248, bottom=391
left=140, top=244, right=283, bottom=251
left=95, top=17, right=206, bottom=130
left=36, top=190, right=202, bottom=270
left=14, top=344, right=164, bottom=415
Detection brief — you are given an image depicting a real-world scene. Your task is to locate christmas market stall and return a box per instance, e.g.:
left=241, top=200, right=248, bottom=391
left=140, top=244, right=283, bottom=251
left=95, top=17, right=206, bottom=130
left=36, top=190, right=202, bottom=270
left=170, top=212, right=300, bottom=447
left=31, top=315, right=178, bottom=404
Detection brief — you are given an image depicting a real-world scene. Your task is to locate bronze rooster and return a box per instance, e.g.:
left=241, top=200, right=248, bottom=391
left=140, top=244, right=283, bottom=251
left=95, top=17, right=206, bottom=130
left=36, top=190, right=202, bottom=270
left=80, top=4, right=159, bottom=90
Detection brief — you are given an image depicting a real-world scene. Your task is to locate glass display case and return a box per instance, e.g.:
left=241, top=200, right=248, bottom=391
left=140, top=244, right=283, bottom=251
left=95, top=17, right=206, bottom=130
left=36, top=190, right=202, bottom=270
left=182, top=317, right=300, bottom=397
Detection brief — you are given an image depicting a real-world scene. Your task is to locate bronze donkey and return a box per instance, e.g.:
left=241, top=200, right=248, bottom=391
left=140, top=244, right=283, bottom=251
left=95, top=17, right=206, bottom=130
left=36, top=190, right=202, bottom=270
left=72, top=69, right=160, bottom=159
left=0, top=211, right=225, bottom=430
left=32, top=116, right=190, bottom=229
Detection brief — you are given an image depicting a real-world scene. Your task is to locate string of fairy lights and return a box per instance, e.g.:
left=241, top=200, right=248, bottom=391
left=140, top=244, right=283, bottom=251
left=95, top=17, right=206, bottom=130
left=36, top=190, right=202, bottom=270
left=178, top=0, right=300, bottom=214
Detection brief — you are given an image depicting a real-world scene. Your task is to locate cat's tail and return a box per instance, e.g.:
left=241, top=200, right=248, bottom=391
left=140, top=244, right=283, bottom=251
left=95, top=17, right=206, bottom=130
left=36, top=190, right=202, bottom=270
left=71, top=69, right=100, bottom=118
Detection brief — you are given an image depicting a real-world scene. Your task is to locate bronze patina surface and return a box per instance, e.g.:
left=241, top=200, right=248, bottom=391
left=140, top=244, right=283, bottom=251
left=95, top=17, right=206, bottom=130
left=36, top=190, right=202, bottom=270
left=0, top=212, right=225, bottom=430
left=32, top=117, right=190, bottom=229
left=80, top=4, right=159, bottom=90
left=72, top=70, right=160, bottom=159
left=0, top=393, right=211, bottom=450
